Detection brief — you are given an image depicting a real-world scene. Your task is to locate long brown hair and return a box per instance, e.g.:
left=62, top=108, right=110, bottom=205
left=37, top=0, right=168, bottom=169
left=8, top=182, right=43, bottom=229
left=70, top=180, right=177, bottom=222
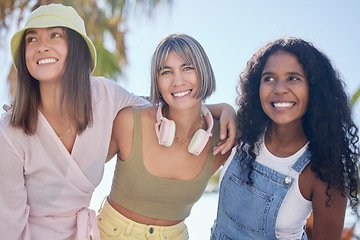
left=10, top=27, right=94, bottom=135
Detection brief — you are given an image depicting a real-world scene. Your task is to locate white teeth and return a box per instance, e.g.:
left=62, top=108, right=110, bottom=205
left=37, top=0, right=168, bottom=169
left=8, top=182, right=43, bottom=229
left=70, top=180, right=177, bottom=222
left=173, top=90, right=190, bottom=97
left=273, top=102, right=294, bottom=108
left=38, top=58, right=57, bottom=65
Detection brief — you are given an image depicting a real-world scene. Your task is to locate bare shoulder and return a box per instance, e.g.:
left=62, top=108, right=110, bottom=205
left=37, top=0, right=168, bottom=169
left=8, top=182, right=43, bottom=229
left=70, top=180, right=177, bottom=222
left=114, top=105, right=156, bottom=134
left=116, top=106, right=135, bottom=121
left=114, top=105, right=150, bottom=130
left=137, top=105, right=157, bottom=120
left=307, top=163, right=347, bottom=239
left=300, top=163, right=346, bottom=207
left=110, top=107, right=136, bottom=161
left=137, top=105, right=157, bottom=138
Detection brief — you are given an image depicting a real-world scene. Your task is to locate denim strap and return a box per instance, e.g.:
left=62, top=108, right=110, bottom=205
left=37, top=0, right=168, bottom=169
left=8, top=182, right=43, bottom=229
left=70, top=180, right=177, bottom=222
left=291, top=150, right=311, bottom=173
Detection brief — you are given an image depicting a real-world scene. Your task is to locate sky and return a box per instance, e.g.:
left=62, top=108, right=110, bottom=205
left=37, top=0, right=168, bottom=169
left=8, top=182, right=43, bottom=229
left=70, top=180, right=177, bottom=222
left=1, top=0, right=360, bottom=237
left=1, top=0, right=360, bottom=115
left=120, top=0, right=360, bottom=119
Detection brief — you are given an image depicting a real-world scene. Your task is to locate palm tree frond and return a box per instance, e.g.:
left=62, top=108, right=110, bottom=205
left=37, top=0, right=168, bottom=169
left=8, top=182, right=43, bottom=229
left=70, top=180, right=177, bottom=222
left=3, top=0, right=170, bottom=97
left=351, top=88, right=360, bottom=106
left=93, top=41, right=122, bottom=79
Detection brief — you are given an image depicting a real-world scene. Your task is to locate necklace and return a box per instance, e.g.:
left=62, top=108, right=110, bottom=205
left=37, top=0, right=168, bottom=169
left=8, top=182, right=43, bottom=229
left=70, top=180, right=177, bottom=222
left=174, top=136, right=192, bottom=144
left=267, top=129, right=287, bottom=157
left=174, top=114, right=204, bottom=144
left=59, top=128, right=71, bottom=139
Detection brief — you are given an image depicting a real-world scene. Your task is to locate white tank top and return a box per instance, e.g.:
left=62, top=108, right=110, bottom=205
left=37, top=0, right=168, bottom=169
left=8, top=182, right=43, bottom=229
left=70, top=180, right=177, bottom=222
left=257, top=136, right=312, bottom=239
left=220, top=136, right=312, bottom=239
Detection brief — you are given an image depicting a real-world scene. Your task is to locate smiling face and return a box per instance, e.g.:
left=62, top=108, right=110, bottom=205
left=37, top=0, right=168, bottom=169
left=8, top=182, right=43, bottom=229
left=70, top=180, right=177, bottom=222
left=158, top=51, right=200, bottom=111
left=25, top=27, right=68, bottom=84
left=259, top=50, right=309, bottom=127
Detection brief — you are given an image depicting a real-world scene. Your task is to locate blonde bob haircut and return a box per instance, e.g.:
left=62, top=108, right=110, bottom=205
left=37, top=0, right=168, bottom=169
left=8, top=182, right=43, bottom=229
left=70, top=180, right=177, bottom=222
left=150, top=34, right=216, bottom=104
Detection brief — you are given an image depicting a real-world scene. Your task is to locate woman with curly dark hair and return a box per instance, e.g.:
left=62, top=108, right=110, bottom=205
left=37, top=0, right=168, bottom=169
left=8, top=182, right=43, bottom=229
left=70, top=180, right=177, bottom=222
left=211, top=38, right=360, bottom=240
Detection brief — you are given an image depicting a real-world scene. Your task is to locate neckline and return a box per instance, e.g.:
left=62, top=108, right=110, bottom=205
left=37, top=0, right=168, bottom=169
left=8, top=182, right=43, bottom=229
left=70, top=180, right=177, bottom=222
left=38, top=110, right=78, bottom=155
left=121, top=106, right=219, bottom=183
left=139, top=123, right=220, bottom=183
left=261, top=133, right=309, bottom=162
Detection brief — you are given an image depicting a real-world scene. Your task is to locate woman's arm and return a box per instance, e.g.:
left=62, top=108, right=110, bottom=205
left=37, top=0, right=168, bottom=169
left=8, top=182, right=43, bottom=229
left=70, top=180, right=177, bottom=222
left=109, top=78, right=149, bottom=110
left=311, top=175, right=347, bottom=240
left=205, top=103, right=237, bottom=155
left=106, top=106, right=135, bottom=163
left=0, top=127, right=31, bottom=239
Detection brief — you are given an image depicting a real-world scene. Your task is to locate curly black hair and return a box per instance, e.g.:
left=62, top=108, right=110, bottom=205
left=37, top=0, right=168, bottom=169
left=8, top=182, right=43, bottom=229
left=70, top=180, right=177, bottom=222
left=237, top=38, right=360, bottom=209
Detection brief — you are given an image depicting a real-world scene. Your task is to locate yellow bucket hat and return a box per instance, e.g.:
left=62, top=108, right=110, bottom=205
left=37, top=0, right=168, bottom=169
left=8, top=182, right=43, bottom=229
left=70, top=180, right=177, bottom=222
left=11, top=3, right=97, bottom=72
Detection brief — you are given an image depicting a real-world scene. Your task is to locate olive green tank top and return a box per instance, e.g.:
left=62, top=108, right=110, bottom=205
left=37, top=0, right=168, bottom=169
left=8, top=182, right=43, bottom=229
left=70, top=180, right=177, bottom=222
left=109, top=106, right=220, bottom=221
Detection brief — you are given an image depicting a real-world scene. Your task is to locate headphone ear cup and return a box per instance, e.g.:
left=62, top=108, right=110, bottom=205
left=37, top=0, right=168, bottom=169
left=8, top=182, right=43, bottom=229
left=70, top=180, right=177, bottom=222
left=158, top=119, right=176, bottom=147
left=188, top=129, right=211, bottom=156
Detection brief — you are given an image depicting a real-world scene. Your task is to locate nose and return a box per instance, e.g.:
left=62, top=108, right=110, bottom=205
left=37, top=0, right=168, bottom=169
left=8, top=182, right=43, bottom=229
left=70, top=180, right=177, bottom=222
left=36, top=39, right=50, bottom=53
left=172, top=72, right=186, bottom=86
left=274, top=80, right=288, bottom=94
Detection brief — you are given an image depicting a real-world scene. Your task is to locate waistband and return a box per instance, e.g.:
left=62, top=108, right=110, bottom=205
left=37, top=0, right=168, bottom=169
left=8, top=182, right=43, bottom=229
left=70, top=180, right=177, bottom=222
left=98, top=199, right=187, bottom=239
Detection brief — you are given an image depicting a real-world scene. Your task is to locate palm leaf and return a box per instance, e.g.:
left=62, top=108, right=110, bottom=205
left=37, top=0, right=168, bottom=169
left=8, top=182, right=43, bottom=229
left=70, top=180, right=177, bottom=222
left=2, top=0, right=171, bottom=97
left=93, top=41, right=122, bottom=79
left=351, top=87, right=360, bottom=107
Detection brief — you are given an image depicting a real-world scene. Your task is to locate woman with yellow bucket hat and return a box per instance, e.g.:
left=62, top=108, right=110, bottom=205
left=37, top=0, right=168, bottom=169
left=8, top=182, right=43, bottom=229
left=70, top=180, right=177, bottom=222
left=0, top=3, right=149, bottom=239
left=0, top=3, right=236, bottom=239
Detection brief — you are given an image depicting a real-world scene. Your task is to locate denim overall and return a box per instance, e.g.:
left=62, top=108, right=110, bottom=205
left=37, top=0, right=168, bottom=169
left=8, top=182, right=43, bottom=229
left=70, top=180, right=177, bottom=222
left=211, top=149, right=311, bottom=240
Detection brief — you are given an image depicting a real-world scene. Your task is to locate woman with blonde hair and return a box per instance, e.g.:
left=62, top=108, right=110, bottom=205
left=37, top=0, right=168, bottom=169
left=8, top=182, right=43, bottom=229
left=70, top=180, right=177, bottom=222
left=97, top=34, right=232, bottom=239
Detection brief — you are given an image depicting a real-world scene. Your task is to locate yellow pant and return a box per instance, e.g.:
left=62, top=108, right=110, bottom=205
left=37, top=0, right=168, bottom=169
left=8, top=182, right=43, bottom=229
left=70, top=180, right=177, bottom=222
left=97, top=200, right=189, bottom=240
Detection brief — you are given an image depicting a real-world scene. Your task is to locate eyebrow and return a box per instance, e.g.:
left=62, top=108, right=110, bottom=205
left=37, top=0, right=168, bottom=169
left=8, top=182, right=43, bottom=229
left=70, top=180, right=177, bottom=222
left=261, top=71, right=304, bottom=78
left=158, top=63, right=190, bottom=71
left=158, top=66, right=171, bottom=72
left=289, top=72, right=305, bottom=77
left=25, top=30, right=36, bottom=36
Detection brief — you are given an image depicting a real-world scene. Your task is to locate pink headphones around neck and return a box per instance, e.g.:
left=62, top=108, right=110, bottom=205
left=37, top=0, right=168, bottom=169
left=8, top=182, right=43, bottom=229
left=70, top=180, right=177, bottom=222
left=155, top=103, right=214, bottom=156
